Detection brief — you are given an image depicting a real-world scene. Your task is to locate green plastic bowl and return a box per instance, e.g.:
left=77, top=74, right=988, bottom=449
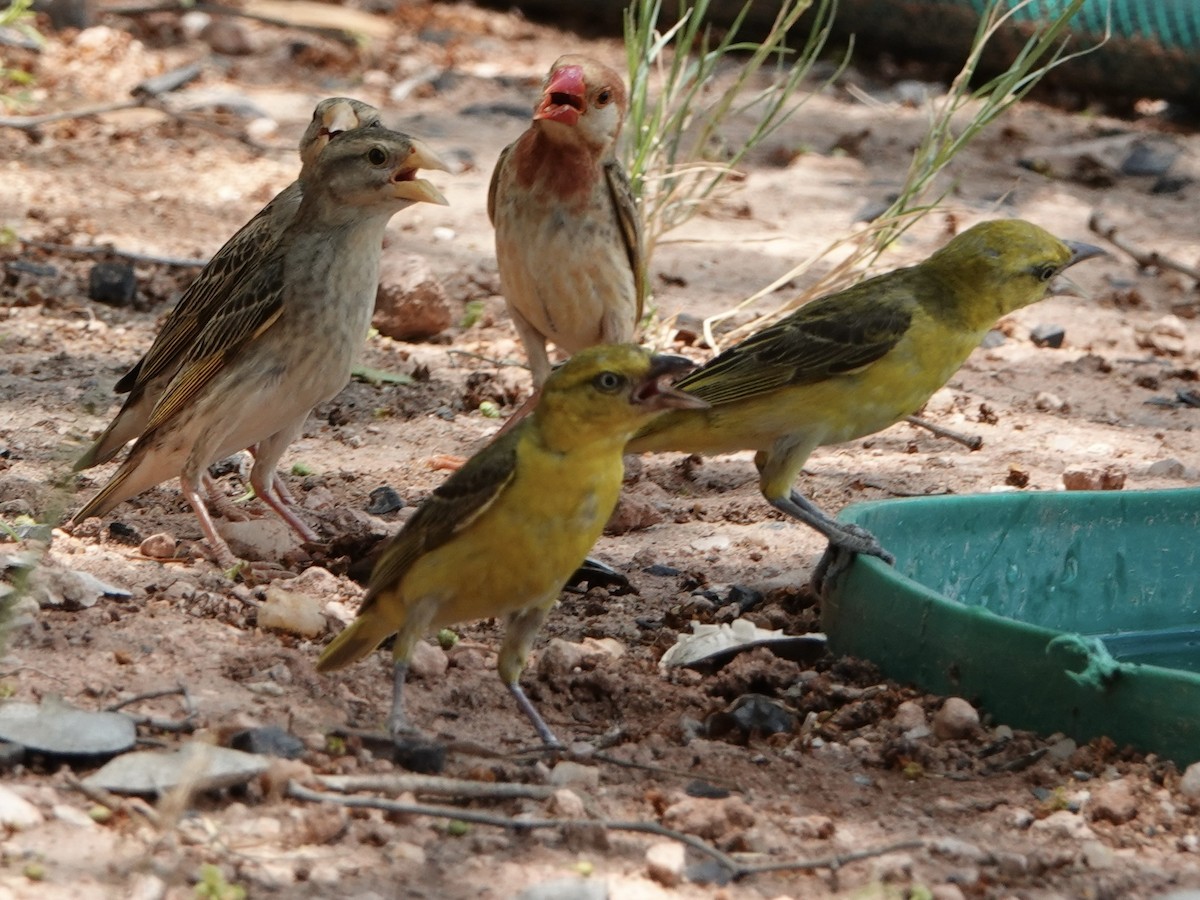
left=821, top=488, right=1200, bottom=763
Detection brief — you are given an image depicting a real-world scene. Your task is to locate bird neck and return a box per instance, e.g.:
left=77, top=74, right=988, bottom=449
left=920, top=263, right=1008, bottom=335
left=529, top=403, right=632, bottom=458
left=514, top=127, right=606, bottom=203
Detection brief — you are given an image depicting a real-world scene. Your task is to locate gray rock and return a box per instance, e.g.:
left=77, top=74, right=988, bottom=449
left=1147, top=458, right=1187, bottom=479
left=218, top=517, right=297, bottom=561
left=28, top=566, right=131, bottom=611
left=514, top=878, right=608, bottom=900
left=228, top=727, right=306, bottom=760
left=0, top=701, right=136, bottom=757
left=83, top=742, right=270, bottom=795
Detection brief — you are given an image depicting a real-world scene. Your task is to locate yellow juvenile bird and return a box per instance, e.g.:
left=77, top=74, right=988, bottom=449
left=316, top=345, right=706, bottom=747
left=628, top=219, right=1104, bottom=561
left=74, top=98, right=383, bottom=525
left=71, top=127, right=447, bottom=569
left=489, top=54, right=645, bottom=387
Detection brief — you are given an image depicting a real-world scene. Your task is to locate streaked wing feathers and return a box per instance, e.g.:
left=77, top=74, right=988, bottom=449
left=116, top=196, right=288, bottom=395
left=142, top=256, right=287, bottom=434
left=604, top=159, right=645, bottom=321
left=486, top=142, right=515, bottom=226
left=677, top=283, right=915, bottom=406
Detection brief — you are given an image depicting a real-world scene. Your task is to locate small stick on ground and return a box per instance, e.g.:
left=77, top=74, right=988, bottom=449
left=906, top=414, right=983, bottom=450
left=1089, top=210, right=1200, bottom=282
left=315, top=773, right=555, bottom=801
left=104, top=683, right=198, bottom=733
left=21, top=239, right=208, bottom=269
left=287, top=781, right=922, bottom=881
left=65, top=774, right=163, bottom=828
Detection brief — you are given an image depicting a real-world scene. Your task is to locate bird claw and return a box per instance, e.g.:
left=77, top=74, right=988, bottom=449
left=810, top=526, right=895, bottom=598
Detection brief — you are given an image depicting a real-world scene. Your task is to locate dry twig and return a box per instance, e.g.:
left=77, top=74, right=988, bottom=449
left=19, top=239, right=208, bottom=268
left=288, top=781, right=923, bottom=881
left=315, top=772, right=554, bottom=801
left=1089, top=210, right=1200, bottom=282
left=65, top=774, right=162, bottom=828
left=905, top=414, right=984, bottom=451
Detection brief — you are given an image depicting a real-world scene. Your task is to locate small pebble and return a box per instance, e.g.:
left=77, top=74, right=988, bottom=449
left=228, top=726, right=306, bottom=760
left=88, top=262, right=136, bottom=306
left=407, top=640, right=449, bottom=680
left=258, top=585, right=325, bottom=638
left=1030, top=324, right=1065, bottom=348
left=1180, top=762, right=1200, bottom=800
left=366, top=485, right=404, bottom=515
left=139, top=532, right=177, bottom=559
left=1062, top=466, right=1126, bottom=491
left=646, top=841, right=686, bottom=887
left=932, top=697, right=980, bottom=740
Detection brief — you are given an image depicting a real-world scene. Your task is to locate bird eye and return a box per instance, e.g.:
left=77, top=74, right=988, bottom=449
left=595, top=88, right=613, bottom=107
left=1034, top=264, right=1057, bottom=282
left=367, top=147, right=388, bottom=166
left=593, top=371, right=625, bottom=393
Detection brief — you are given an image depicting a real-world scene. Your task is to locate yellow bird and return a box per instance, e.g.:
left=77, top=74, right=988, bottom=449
left=316, top=345, right=706, bottom=747
left=628, top=219, right=1104, bottom=561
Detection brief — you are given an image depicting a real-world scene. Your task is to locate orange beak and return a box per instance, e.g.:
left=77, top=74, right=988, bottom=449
left=534, top=64, right=585, bottom=127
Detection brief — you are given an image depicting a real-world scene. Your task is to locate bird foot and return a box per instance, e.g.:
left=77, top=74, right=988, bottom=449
left=810, top=526, right=895, bottom=598
left=222, top=558, right=293, bottom=584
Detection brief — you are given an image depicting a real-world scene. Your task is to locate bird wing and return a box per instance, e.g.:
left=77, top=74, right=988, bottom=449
left=363, top=427, right=522, bottom=606
left=140, top=254, right=287, bottom=434
left=114, top=196, right=288, bottom=396
left=486, top=141, right=516, bottom=227
left=604, top=159, right=646, bottom=322
left=677, top=281, right=915, bottom=405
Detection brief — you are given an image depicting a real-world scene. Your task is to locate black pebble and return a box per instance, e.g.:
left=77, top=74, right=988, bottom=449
left=684, top=779, right=731, bottom=800
left=1030, top=324, right=1066, bottom=349
left=228, top=726, right=306, bottom=760
left=366, top=485, right=405, bottom=516
left=392, top=735, right=447, bottom=774
left=107, top=521, right=142, bottom=546
left=88, top=262, right=137, bottom=306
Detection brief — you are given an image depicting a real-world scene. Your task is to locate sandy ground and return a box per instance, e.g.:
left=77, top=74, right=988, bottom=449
left=1, top=2, right=1199, bottom=898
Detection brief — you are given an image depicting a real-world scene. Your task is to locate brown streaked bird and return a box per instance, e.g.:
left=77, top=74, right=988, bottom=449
left=70, top=127, right=448, bottom=569
left=316, top=345, right=705, bottom=747
left=74, top=98, right=383, bottom=520
left=489, top=54, right=644, bottom=387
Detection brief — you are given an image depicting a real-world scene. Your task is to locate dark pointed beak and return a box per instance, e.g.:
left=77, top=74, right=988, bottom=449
left=633, top=355, right=708, bottom=411
left=1050, top=240, right=1107, bottom=297
left=1063, top=240, right=1107, bottom=268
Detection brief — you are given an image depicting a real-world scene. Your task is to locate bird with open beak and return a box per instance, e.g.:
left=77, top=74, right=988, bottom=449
left=316, top=345, right=706, bottom=748
left=489, top=54, right=645, bottom=388
left=71, top=127, right=449, bottom=571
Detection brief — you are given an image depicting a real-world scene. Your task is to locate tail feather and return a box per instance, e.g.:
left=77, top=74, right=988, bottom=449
left=316, top=613, right=394, bottom=672
left=72, top=466, right=135, bottom=524
left=74, top=394, right=153, bottom=472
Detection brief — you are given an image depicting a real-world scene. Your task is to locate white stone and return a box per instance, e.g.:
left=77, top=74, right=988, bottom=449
left=645, top=840, right=686, bottom=887
left=0, top=785, right=43, bottom=828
